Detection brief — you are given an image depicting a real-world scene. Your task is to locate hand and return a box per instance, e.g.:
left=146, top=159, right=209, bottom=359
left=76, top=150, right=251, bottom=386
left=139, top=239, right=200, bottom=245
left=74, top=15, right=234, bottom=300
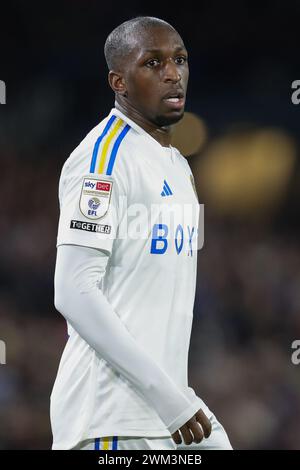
left=171, top=409, right=212, bottom=445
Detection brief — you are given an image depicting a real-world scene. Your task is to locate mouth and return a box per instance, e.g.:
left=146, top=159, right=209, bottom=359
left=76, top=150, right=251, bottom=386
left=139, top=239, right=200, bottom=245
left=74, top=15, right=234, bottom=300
left=162, top=90, right=185, bottom=110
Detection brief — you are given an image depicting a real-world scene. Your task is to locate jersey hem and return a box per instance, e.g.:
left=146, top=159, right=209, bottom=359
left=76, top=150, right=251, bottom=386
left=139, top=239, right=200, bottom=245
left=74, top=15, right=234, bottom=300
left=52, top=429, right=171, bottom=450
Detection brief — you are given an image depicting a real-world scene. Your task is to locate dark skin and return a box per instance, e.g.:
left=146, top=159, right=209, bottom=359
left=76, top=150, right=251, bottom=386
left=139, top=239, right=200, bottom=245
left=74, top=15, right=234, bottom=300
left=108, top=25, right=189, bottom=147
left=108, top=24, right=212, bottom=445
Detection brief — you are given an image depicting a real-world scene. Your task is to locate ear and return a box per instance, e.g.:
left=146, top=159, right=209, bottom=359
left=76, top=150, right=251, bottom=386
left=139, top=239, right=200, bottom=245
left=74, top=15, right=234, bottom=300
left=108, top=71, right=127, bottom=97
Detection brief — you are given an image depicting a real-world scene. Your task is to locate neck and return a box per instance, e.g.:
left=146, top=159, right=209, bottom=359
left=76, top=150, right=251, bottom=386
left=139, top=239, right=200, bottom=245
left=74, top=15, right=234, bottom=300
left=114, top=100, right=172, bottom=147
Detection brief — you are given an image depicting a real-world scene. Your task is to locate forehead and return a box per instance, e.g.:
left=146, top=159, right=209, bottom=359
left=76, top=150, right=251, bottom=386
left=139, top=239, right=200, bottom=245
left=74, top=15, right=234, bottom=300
left=130, top=26, right=186, bottom=58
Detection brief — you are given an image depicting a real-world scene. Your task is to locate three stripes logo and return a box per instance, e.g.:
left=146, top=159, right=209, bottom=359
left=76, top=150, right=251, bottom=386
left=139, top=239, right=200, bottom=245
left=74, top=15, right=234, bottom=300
left=161, top=180, right=173, bottom=197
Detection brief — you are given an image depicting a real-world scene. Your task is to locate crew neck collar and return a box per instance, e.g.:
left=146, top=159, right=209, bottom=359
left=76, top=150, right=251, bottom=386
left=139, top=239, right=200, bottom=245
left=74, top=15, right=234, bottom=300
left=110, top=107, right=173, bottom=151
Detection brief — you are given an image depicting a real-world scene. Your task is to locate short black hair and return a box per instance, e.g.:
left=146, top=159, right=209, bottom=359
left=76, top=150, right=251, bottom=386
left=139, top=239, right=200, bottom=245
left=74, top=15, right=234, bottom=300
left=104, top=16, right=177, bottom=71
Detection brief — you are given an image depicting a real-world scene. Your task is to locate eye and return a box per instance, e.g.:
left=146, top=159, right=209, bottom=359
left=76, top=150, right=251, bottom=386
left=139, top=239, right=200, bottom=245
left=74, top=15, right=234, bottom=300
left=175, top=56, right=187, bottom=65
left=146, top=59, right=160, bottom=68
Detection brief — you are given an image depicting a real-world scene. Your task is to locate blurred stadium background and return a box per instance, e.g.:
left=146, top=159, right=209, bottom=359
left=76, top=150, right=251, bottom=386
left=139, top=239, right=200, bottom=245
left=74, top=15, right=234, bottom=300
left=1, top=0, right=300, bottom=449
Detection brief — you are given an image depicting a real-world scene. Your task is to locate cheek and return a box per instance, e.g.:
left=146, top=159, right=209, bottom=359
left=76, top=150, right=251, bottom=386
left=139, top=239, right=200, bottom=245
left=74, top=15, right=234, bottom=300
left=128, top=76, right=159, bottom=104
left=182, top=68, right=189, bottom=86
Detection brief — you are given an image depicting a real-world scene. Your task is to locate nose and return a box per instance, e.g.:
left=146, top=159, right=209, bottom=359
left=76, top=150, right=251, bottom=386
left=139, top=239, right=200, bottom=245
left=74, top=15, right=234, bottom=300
left=163, top=59, right=181, bottom=83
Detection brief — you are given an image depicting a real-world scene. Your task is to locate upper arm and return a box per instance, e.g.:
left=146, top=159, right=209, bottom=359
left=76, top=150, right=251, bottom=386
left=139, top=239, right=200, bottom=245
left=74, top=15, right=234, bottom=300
left=56, top=147, right=129, bottom=256
left=54, top=244, right=109, bottom=312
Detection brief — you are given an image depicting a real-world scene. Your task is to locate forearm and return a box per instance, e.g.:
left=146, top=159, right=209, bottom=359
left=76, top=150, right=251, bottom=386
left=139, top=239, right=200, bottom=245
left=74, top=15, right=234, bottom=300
left=54, top=244, right=200, bottom=434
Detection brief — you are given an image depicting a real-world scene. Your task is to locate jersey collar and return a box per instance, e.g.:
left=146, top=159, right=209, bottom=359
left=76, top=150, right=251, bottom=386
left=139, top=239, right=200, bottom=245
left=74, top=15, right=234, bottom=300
left=110, top=107, right=173, bottom=152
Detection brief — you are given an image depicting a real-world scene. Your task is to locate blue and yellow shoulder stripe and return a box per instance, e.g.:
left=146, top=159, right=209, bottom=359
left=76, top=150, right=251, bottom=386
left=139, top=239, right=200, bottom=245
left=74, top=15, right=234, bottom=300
left=94, top=436, right=118, bottom=450
left=90, top=115, right=131, bottom=176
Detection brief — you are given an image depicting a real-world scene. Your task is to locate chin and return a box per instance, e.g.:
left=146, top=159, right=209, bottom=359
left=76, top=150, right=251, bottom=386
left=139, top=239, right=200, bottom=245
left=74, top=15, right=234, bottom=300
left=155, top=110, right=185, bottom=127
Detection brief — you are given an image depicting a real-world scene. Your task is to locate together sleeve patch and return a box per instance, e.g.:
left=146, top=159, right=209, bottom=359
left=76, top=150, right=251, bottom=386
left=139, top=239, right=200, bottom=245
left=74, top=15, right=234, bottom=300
left=70, top=220, right=111, bottom=234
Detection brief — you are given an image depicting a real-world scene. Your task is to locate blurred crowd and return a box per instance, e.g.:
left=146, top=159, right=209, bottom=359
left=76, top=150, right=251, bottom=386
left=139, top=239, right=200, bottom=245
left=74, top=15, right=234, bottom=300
left=0, top=152, right=63, bottom=449
left=190, top=222, right=300, bottom=449
left=0, top=136, right=300, bottom=449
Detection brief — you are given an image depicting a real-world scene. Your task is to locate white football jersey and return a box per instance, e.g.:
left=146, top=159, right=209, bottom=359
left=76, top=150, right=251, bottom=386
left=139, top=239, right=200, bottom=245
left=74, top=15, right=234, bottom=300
left=51, top=108, right=202, bottom=448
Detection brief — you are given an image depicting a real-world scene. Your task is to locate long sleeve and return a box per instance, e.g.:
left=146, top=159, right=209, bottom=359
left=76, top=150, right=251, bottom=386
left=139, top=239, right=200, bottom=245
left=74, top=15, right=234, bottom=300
left=54, top=244, right=202, bottom=434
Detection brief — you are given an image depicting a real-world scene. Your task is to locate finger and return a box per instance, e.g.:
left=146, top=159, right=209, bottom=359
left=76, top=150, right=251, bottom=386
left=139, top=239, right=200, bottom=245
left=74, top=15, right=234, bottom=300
left=171, top=431, right=182, bottom=445
left=188, top=418, right=204, bottom=444
left=180, top=424, right=194, bottom=445
left=195, top=409, right=212, bottom=438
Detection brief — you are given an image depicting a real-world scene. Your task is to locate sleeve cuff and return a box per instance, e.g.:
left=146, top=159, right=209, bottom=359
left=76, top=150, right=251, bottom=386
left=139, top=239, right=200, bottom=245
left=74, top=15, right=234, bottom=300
left=167, top=399, right=202, bottom=435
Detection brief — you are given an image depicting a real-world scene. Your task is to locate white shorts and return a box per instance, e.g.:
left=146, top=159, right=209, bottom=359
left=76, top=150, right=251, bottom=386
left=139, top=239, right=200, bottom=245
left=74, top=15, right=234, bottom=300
left=73, top=413, right=232, bottom=450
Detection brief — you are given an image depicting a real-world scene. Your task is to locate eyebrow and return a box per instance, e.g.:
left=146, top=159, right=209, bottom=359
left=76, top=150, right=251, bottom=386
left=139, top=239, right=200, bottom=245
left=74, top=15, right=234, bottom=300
left=142, top=46, right=187, bottom=54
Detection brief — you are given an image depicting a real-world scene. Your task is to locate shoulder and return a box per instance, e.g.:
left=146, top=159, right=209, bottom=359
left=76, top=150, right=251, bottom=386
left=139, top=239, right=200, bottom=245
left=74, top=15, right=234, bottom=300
left=59, top=114, right=138, bottom=199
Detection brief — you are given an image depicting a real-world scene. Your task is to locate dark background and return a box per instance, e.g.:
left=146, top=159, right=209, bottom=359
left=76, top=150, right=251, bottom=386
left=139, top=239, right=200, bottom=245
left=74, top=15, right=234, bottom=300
left=0, top=0, right=300, bottom=449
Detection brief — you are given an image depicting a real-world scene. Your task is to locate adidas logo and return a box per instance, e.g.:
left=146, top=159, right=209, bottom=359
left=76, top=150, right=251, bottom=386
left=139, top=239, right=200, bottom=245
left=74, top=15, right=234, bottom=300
left=161, top=180, right=173, bottom=197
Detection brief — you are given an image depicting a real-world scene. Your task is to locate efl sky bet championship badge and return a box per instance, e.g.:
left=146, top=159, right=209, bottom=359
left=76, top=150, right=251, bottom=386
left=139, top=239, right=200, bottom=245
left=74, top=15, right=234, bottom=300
left=79, top=177, right=113, bottom=220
